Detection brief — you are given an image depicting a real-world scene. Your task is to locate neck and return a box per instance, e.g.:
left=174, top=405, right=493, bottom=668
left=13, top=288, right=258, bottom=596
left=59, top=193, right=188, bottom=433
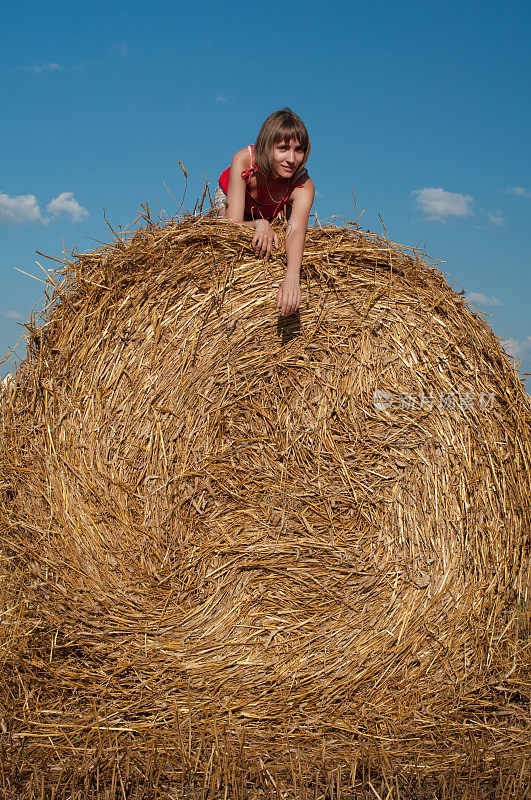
left=268, top=173, right=292, bottom=184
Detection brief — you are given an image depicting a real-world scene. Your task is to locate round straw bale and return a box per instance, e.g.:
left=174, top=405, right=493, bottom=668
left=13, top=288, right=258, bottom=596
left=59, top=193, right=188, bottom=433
left=1, top=215, right=530, bottom=795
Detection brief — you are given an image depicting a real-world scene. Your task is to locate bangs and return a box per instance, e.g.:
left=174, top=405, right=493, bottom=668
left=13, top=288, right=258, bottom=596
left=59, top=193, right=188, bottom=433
left=274, top=121, right=308, bottom=150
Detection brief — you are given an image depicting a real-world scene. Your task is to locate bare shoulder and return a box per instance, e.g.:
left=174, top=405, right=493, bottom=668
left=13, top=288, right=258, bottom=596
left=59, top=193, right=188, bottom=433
left=231, top=147, right=252, bottom=170
left=292, top=173, right=315, bottom=200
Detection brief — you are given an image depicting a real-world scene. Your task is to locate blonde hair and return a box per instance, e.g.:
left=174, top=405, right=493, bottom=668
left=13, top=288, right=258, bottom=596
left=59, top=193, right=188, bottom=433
left=254, top=108, right=310, bottom=181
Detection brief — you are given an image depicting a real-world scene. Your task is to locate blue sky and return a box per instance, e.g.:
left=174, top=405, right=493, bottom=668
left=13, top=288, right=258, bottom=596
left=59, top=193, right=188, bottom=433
left=1, top=0, right=530, bottom=388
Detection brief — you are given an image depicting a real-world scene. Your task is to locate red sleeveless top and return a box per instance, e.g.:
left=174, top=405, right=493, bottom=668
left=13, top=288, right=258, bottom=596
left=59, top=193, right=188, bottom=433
left=218, top=145, right=307, bottom=221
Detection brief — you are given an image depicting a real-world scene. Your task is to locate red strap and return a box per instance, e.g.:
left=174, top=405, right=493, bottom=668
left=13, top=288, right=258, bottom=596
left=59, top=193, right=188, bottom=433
left=240, top=145, right=255, bottom=181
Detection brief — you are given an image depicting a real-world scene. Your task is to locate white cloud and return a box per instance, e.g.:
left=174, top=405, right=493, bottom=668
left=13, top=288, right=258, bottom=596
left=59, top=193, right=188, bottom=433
left=47, top=192, right=89, bottom=222
left=487, top=210, right=505, bottom=226
left=30, top=62, right=63, bottom=73
left=502, top=337, right=531, bottom=358
left=465, top=292, right=502, bottom=307
left=3, top=310, right=25, bottom=321
left=0, top=191, right=47, bottom=225
left=215, top=93, right=232, bottom=103
left=111, top=41, right=130, bottom=57
left=0, top=190, right=88, bottom=225
left=412, top=187, right=474, bottom=222
left=504, top=187, right=531, bottom=199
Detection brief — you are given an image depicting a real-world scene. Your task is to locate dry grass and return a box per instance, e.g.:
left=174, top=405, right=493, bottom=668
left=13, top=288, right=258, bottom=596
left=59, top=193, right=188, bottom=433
left=1, top=211, right=530, bottom=799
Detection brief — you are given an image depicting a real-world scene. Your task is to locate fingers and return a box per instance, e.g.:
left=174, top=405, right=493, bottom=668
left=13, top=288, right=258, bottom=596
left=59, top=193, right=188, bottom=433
left=277, top=287, right=301, bottom=317
left=252, top=222, right=278, bottom=261
left=253, top=235, right=274, bottom=261
left=285, top=295, right=300, bottom=316
left=253, top=238, right=266, bottom=258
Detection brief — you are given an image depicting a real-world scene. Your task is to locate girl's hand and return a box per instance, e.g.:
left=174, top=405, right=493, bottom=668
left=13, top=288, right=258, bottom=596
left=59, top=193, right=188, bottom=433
left=252, top=219, right=279, bottom=262
left=277, top=273, right=301, bottom=317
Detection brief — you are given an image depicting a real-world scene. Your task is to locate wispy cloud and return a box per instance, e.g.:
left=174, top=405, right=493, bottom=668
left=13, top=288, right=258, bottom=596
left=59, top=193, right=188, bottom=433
left=502, top=336, right=531, bottom=358
left=47, top=192, right=89, bottom=222
left=111, top=41, right=130, bottom=57
left=504, top=187, right=531, bottom=199
left=487, top=210, right=505, bottom=226
left=412, top=187, right=474, bottom=222
left=30, top=62, right=63, bottom=74
left=3, top=310, right=25, bottom=321
left=465, top=292, right=502, bottom=307
left=215, top=93, right=232, bottom=104
left=0, top=191, right=47, bottom=225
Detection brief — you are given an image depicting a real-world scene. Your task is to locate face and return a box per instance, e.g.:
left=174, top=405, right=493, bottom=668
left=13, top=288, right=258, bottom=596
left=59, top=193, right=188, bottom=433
left=272, top=137, right=305, bottom=179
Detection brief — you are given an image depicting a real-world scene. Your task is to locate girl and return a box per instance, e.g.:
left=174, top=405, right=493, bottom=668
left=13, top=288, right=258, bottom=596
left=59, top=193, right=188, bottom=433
left=216, top=108, right=315, bottom=317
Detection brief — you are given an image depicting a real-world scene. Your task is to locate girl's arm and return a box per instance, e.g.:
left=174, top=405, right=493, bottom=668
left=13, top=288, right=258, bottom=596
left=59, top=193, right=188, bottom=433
left=277, top=178, right=315, bottom=316
left=221, top=149, right=279, bottom=261
left=223, top=149, right=249, bottom=222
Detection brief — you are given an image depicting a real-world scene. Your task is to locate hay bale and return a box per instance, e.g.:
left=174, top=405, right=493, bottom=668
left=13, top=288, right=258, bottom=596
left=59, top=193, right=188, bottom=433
left=1, top=214, right=530, bottom=798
